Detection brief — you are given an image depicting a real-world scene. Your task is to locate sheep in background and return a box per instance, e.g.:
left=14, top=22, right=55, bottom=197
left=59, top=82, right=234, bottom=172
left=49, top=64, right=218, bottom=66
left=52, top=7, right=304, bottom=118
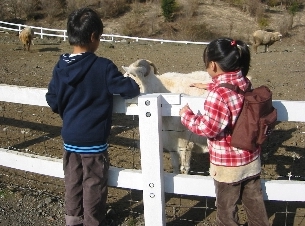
left=251, top=30, right=282, bottom=54
left=19, top=26, right=35, bottom=51
left=122, top=59, right=211, bottom=174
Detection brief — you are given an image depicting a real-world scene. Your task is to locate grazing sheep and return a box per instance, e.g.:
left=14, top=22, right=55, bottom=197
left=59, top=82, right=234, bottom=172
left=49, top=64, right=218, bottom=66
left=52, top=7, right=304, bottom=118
left=19, top=26, right=35, bottom=51
left=122, top=59, right=211, bottom=174
left=251, top=30, right=282, bottom=54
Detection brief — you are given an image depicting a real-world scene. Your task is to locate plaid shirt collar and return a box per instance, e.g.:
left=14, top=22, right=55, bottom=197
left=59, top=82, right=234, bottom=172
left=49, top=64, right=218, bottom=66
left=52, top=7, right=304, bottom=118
left=207, top=70, right=244, bottom=91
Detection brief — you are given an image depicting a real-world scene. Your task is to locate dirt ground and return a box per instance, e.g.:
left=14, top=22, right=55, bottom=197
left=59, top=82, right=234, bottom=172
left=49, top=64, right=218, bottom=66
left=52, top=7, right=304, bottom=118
left=0, top=29, right=305, bottom=225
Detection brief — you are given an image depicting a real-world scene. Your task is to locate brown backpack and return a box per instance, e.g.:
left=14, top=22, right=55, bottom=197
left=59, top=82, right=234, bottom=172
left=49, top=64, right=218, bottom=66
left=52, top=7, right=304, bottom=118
left=218, top=83, right=277, bottom=151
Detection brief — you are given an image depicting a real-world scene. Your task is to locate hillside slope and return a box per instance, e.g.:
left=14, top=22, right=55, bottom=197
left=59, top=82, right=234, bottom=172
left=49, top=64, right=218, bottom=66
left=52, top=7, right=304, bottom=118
left=101, top=0, right=305, bottom=44
left=25, top=0, right=305, bottom=44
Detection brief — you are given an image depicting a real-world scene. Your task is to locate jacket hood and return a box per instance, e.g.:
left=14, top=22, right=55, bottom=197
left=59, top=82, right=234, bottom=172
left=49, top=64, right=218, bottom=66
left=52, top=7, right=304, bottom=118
left=55, top=52, right=97, bottom=86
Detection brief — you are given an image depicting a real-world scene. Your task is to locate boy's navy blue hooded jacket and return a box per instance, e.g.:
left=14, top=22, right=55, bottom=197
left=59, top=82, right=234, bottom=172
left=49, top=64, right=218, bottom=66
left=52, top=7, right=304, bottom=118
left=46, top=52, right=140, bottom=147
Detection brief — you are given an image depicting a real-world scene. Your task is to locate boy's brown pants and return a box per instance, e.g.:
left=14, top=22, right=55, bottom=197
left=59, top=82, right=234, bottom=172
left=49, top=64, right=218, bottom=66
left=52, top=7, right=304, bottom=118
left=63, top=151, right=109, bottom=226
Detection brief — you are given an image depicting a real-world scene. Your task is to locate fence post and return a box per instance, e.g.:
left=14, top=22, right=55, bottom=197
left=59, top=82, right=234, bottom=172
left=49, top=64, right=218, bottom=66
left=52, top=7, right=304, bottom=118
left=40, top=27, right=43, bottom=39
left=138, top=94, right=166, bottom=226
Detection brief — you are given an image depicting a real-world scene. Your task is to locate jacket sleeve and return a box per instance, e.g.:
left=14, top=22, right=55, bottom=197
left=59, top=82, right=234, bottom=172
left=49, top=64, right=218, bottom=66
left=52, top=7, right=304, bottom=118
left=45, top=71, right=59, bottom=114
left=105, top=61, right=140, bottom=99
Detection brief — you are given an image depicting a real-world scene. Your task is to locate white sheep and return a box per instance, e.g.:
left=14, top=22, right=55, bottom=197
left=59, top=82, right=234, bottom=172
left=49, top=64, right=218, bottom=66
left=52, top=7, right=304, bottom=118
left=251, top=30, right=282, bottom=53
left=19, top=26, right=35, bottom=51
left=122, top=59, right=211, bottom=174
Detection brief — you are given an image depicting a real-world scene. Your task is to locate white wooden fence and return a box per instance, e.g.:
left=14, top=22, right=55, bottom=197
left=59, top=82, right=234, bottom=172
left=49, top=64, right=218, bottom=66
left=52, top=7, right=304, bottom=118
left=0, top=20, right=209, bottom=45
left=0, top=84, right=304, bottom=225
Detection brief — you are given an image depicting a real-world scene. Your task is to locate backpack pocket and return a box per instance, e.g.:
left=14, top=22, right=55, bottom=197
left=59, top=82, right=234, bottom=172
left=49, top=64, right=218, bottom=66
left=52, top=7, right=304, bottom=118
left=257, top=108, right=277, bottom=145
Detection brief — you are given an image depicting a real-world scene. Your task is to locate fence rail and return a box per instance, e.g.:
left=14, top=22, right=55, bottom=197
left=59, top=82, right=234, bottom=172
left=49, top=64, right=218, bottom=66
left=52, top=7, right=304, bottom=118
left=0, top=20, right=209, bottom=45
left=0, top=84, right=304, bottom=226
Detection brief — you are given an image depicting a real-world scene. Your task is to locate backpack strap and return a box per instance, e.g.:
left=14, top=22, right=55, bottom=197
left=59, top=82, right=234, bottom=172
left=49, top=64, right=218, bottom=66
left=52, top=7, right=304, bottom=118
left=217, top=83, right=250, bottom=134
left=218, top=82, right=251, bottom=95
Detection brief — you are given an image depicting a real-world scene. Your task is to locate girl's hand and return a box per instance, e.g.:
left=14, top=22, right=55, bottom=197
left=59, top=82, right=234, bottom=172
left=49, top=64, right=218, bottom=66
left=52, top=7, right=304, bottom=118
left=190, top=83, right=208, bottom=89
left=179, top=104, right=190, bottom=116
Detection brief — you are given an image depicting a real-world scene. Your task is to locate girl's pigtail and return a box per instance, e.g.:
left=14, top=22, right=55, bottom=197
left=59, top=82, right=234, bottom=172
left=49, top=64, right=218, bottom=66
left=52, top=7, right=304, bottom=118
left=236, top=40, right=251, bottom=77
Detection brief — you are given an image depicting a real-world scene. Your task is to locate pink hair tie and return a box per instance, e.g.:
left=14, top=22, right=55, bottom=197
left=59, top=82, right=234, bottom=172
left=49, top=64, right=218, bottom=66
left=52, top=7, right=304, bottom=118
left=231, top=40, right=236, bottom=46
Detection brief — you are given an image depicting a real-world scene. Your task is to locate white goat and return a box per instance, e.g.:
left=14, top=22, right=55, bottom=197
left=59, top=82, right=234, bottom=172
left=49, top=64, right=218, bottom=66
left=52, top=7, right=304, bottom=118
left=19, top=26, right=34, bottom=51
left=122, top=59, right=211, bottom=174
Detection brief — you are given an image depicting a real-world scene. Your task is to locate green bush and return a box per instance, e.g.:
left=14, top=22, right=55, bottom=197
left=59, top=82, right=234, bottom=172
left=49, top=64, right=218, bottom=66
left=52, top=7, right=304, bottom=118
left=161, top=0, right=177, bottom=22
left=288, top=1, right=302, bottom=16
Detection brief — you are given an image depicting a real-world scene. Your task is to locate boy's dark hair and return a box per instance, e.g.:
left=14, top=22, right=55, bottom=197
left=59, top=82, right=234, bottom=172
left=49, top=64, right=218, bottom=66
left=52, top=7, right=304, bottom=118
left=67, top=8, right=103, bottom=46
left=203, top=37, right=251, bottom=77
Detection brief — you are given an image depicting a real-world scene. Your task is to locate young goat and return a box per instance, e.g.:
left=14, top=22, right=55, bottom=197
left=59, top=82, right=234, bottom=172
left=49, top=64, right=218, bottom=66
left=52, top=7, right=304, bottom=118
left=19, top=26, right=34, bottom=51
left=123, top=59, right=212, bottom=174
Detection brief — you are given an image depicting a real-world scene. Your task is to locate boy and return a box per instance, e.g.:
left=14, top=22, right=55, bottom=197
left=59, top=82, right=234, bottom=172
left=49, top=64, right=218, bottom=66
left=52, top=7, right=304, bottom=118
left=46, top=8, right=140, bottom=226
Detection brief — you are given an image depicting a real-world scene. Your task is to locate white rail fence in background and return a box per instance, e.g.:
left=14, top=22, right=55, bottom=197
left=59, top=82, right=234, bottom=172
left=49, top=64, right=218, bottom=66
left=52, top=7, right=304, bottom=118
left=0, top=84, right=304, bottom=225
left=0, top=20, right=209, bottom=45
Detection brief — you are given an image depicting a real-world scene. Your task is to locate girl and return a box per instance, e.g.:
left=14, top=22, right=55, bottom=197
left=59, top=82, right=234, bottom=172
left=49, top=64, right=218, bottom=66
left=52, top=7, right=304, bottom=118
left=179, top=37, right=269, bottom=226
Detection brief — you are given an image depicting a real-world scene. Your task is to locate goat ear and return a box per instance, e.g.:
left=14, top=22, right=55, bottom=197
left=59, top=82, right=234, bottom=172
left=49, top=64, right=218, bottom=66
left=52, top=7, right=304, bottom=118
left=134, top=67, right=146, bottom=77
